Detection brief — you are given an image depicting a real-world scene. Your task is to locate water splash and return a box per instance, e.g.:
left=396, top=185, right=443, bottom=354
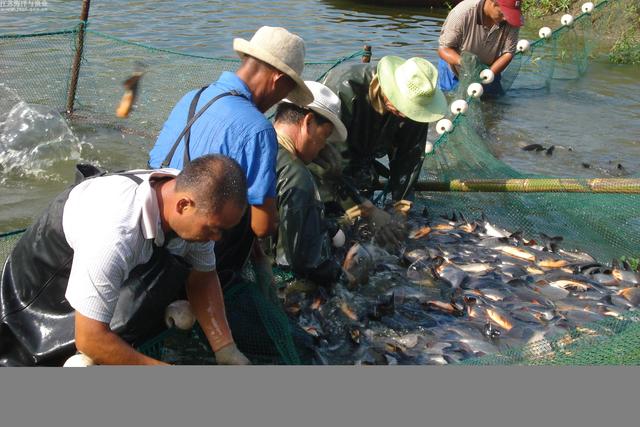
left=0, top=85, right=86, bottom=181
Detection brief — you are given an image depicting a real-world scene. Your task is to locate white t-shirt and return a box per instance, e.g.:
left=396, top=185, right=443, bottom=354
left=63, top=169, right=216, bottom=323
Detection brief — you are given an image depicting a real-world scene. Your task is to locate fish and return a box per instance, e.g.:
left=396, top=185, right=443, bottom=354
left=434, top=262, right=468, bottom=289
left=548, top=279, right=591, bottom=292
left=432, top=223, right=455, bottom=231
left=539, top=233, right=563, bottom=253
left=115, top=65, right=146, bottom=118
left=531, top=283, right=570, bottom=300
left=612, top=268, right=639, bottom=285
left=410, top=226, right=431, bottom=239
left=538, top=259, right=569, bottom=269
left=339, top=301, right=359, bottom=321
left=342, top=243, right=392, bottom=287
left=458, top=263, right=495, bottom=274
left=425, top=300, right=464, bottom=316
left=526, top=266, right=545, bottom=275
left=522, top=144, right=545, bottom=152
left=496, top=245, right=536, bottom=262
left=618, top=287, right=640, bottom=306
left=486, top=307, right=514, bottom=331
left=482, top=221, right=510, bottom=238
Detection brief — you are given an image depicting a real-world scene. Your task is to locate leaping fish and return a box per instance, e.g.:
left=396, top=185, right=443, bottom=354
left=116, top=63, right=146, bottom=118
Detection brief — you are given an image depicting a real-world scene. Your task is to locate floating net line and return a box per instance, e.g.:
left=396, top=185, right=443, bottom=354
left=417, top=0, right=639, bottom=263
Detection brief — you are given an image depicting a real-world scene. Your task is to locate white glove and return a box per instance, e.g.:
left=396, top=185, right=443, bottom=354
left=214, top=343, right=251, bottom=365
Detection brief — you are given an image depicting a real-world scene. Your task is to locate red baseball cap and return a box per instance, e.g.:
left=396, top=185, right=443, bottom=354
left=497, top=0, right=524, bottom=28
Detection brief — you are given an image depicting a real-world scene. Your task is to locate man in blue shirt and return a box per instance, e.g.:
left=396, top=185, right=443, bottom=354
left=149, top=26, right=312, bottom=281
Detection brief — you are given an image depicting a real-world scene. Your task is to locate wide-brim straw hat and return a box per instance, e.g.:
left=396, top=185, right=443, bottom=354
left=377, top=56, right=447, bottom=123
left=282, top=80, right=348, bottom=142
left=233, top=26, right=313, bottom=105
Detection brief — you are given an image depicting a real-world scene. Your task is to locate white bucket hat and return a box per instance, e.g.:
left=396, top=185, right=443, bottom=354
left=282, top=80, right=348, bottom=142
left=233, top=26, right=313, bottom=105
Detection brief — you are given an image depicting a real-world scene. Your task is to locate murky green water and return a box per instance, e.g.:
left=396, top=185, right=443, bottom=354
left=1, top=0, right=639, bottom=231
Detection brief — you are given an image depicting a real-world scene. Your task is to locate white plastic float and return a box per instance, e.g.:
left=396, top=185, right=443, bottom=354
left=424, top=140, right=434, bottom=154
left=539, top=27, right=552, bottom=39
left=516, top=39, right=530, bottom=53
left=164, top=300, right=196, bottom=330
left=467, top=83, right=484, bottom=98
left=581, top=2, right=594, bottom=13
left=561, top=14, right=574, bottom=26
left=450, top=99, right=468, bottom=115
left=479, top=69, right=494, bottom=84
left=63, top=353, right=95, bottom=367
left=435, top=118, right=453, bottom=135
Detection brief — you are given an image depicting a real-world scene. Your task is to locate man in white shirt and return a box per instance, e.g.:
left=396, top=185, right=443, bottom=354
left=0, top=154, right=250, bottom=366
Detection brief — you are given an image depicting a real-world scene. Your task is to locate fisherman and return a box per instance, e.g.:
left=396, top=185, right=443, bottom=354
left=319, top=55, right=446, bottom=247
left=437, top=0, right=523, bottom=94
left=0, top=155, right=251, bottom=366
left=148, top=26, right=313, bottom=284
left=270, top=81, right=348, bottom=286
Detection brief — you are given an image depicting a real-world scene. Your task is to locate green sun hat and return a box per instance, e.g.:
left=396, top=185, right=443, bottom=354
left=377, top=56, right=447, bottom=123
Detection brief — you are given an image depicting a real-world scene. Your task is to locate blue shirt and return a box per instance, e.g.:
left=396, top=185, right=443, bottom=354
left=149, top=72, right=277, bottom=205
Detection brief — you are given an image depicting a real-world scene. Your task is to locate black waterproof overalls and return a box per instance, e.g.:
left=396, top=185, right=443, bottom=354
left=0, top=166, right=191, bottom=366
left=159, top=88, right=254, bottom=287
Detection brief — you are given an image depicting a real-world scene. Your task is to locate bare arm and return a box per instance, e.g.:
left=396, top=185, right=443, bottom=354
left=250, top=197, right=278, bottom=237
left=490, top=52, right=513, bottom=76
left=438, top=47, right=461, bottom=68
left=185, top=269, right=234, bottom=352
left=75, top=312, right=167, bottom=365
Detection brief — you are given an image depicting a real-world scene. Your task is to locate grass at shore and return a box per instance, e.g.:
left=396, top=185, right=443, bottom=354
left=522, top=0, right=573, bottom=18
left=522, top=0, right=640, bottom=64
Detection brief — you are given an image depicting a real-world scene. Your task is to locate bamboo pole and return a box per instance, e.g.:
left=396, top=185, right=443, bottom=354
left=374, top=178, right=640, bottom=194
left=65, top=0, right=91, bottom=115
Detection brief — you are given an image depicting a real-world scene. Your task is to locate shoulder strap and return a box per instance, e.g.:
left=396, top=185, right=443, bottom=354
left=160, top=88, right=246, bottom=168
left=74, top=163, right=148, bottom=185
left=115, top=173, right=145, bottom=184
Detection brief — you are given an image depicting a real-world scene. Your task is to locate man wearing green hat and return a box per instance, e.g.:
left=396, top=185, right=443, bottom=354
left=318, top=56, right=446, bottom=246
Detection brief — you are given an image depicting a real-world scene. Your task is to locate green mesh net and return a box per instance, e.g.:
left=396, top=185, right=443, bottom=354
left=420, top=0, right=639, bottom=263
left=0, top=26, right=365, bottom=137
left=460, top=311, right=640, bottom=366
left=2, top=0, right=639, bottom=365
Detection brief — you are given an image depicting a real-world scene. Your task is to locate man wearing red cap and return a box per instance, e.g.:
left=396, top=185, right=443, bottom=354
left=437, top=0, right=523, bottom=95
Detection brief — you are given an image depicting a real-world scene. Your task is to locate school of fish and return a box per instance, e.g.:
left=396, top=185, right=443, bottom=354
left=282, top=208, right=640, bottom=365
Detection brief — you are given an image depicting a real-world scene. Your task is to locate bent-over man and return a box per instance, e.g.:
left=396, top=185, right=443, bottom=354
left=271, top=81, right=348, bottom=286
left=0, top=155, right=250, bottom=366
left=320, top=56, right=446, bottom=247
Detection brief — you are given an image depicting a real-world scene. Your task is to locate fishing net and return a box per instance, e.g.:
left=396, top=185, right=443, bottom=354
left=1, top=0, right=639, bottom=365
left=137, top=264, right=312, bottom=365
left=420, top=0, right=639, bottom=263
left=460, top=311, right=640, bottom=366
left=0, top=26, right=365, bottom=137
